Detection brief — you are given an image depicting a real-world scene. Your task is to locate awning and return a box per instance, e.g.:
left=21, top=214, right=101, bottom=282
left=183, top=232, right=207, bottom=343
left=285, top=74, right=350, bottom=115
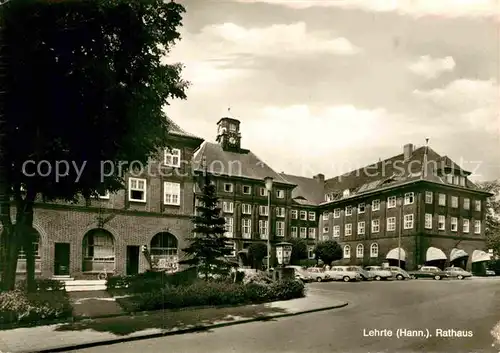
left=386, top=248, right=406, bottom=261
left=426, top=247, right=447, bottom=262
left=471, top=250, right=492, bottom=263
left=450, top=248, right=468, bottom=262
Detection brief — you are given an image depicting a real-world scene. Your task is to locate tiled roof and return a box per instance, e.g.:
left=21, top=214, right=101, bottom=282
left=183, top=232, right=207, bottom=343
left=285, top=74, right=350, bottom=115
left=279, top=173, right=324, bottom=206
left=166, top=117, right=202, bottom=140
left=322, top=145, right=483, bottom=205
left=192, top=142, right=295, bottom=186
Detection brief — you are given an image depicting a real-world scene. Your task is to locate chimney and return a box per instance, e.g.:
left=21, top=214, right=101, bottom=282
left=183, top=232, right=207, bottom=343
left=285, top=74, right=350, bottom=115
left=313, top=173, right=325, bottom=183
left=403, top=143, right=413, bottom=160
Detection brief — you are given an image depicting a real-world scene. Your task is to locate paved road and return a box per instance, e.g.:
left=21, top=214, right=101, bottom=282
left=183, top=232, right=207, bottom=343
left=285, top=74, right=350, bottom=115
left=74, top=278, right=500, bottom=353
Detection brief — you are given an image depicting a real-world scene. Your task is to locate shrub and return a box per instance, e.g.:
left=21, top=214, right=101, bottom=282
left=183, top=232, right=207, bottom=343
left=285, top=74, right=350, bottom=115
left=16, top=279, right=65, bottom=292
left=107, top=268, right=198, bottom=293
left=0, top=290, right=72, bottom=325
left=242, top=271, right=273, bottom=285
left=268, top=280, right=306, bottom=301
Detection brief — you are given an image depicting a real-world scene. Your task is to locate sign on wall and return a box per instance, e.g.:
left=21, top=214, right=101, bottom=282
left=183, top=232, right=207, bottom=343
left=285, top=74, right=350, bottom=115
left=155, top=256, right=179, bottom=273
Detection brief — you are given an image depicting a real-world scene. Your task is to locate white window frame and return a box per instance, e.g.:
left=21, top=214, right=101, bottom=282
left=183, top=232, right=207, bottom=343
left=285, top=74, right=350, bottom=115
left=334, top=208, right=341, bottom=218
left=404, top=192, right=414, bottom=205
left=425, top=213, right=432, bottom=229
left=322, top=235, right=329, bottom=241
left=259, top=220, right=269, bottom=239
left=387, top=217, right=396, bottom=231
left=223, top=201, right=234, bottom=213
left=345, top=206, right=353, bottom=216
left=474, top=220, right=481, bottom=234
left=164, top=148, right=181, bottom=167
left=259, top=187, right=266, bottom=196
left=343, top=245, right=351, bottom=259
left=358, top=203, right=365, bottom=214
left=299, top=211, right=307, bottom=220
left=463, top=219, right=470, bottom=233
left=387, top=196, right=396, bottom=208
left=242, top=185, right=252, bottom=195
left=370, top=243, right=378, bottom=258
left=225, top=241, right=236, bottom=257
left=242, top=203, right=252, bottom=215
left=438, top=193, right=446, bottom=206
left=345, top=223, right=352, bottom=236
left=276, top=189, right=285, bottom=199
left=308, top=227, right=316, bottom=239
left=98, top=191, right=110, bottom=200
left=474, top=200, right=481, bottom=211
left=451, top=217, right=458, bottom=232
left=356, top=244, right=364, bottom=258
left=451, top=196, right=458, bottom=208
left=291, top=226, right=298, bottom=237
left=464, top=198, right=470, bottom=210
left=308, top=211, right=316, bottom=221
left=404, top=214, right=414, bottom=229
left=323, top=226, right=329, bottom=234
left=242, top=219, right=252, bottom=239
left=425, top=191, right=433, bottom=204
left=333, top=225, right=340, bottom=238
left=300, top=227, right=307, bottom=239
left=308, top=246, right=315, bottom=260
left=291, top=210, right=298, bottom=219
left=438, top=215, right=445, bottom=230
left=322, top=212, right=329, bottom=221
left=223, top=183, right=234, bottom=193
left=276, top=221, right=285, bottom=237
left=163, top=182, right=181, bottom=206
left=128, top=177, right=147, bottom=202
left=372, top=199, right=380, bottom=211
left=224, top=217, right=234, bottom=237
left=358, top=221, right=365, bottom=235
left=371, top=219, right=380, bottom=233
left=259, top=205, right=268, bottom=216
left=276, top=207, right=285, bottom=218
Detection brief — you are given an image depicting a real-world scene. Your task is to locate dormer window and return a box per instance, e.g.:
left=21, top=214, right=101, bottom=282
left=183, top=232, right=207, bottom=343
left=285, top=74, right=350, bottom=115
left=343, top=189, right=350, bottom=197
left=276, top=189, right=285, bottom=199
left=242, top=185, right=251, bottom=195
left=224, top=183, right=233, bottom=193
left=164, top=148, right=181, bottom=167
left=229, top=123, right=237, bottom=131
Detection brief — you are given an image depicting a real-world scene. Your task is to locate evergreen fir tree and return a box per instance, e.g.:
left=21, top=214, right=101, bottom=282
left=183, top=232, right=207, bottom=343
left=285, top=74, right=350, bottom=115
left=180, top=171, right=233, bottom=280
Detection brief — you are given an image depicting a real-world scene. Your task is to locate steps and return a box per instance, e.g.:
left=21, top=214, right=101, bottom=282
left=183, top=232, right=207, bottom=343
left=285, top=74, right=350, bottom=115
left=51, top=276, right=107, bottom=292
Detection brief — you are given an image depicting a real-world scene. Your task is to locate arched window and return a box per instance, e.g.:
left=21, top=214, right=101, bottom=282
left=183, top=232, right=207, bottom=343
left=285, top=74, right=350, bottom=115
left=82, top=229, right=115, bottom=272
left=370, top=243, right=379, bottom=258
left=356, top=244, right=364, bottom=258
left=150, top=232, right=179, bottom=272
left=343, top=245, right=351, bottom=259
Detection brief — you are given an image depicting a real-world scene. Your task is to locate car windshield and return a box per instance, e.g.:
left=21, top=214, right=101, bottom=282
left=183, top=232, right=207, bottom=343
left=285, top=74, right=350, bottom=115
left=370, top=266, right=382, bottom=270
left=346, top=267, right=358, bottom=271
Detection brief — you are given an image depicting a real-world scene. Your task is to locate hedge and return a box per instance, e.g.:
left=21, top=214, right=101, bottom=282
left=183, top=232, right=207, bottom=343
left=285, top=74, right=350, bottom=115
left=121, top=279, right=306, bottom=312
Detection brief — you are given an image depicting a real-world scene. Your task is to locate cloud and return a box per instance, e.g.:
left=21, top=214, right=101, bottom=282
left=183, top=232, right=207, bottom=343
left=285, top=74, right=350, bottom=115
left=408, top=55, right=456, bottom=79
left=413, top=78, right=500, bottom=131
left=233, top=0, right=500, bottom=19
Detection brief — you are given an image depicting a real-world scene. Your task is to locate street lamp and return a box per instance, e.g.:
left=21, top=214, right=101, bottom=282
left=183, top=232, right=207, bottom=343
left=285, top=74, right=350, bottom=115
left=398, top=197, right=402, bottom=268
left=264, top=176, right=273, bottom=273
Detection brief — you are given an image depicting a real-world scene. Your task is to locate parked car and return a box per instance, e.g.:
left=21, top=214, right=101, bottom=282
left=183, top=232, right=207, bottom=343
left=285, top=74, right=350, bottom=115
left=364, top=266, right=393, bottom=281
left=286, top=265, right=313, bottom=283
left=388, top=266, right=411, bottom=280
left=307, top=267, right=331, bottom=282
left=351, top=266, right=373, bottom=281
left=486, top=269, right=496, bottom=276
left=408, top=266, right=450, bottom=280
left=328, top=266, right=362, bottom=282
left=444, top=267, right=472, bottom=280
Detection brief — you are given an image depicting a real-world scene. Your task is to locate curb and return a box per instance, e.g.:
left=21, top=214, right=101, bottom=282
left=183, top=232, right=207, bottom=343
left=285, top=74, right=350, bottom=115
left=31, top=302, right=348, bottom=353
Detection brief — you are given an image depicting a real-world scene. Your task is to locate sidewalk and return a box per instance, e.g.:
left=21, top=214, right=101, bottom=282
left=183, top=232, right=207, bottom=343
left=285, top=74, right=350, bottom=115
left=0, top=294, right=347, bottom=353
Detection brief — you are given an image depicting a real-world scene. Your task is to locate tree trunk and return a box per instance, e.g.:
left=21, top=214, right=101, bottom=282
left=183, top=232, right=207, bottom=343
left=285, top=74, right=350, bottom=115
left=17, top=192, right=36, bottom=292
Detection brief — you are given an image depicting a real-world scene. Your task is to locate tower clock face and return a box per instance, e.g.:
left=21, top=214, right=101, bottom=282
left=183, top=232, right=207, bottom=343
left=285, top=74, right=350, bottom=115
left=229, top=137, right=236, bottom=144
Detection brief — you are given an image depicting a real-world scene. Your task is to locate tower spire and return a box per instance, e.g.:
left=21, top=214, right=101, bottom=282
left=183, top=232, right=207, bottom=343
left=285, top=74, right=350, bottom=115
left=421, top=138, right=430, bottom=179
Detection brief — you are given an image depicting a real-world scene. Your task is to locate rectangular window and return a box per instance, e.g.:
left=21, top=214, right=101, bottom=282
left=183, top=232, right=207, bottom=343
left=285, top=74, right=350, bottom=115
left=358, top=203, right=365, bottom=213
left=404, top=214, right=414, bottom=229
left=276, top=222, right=285, bottom=237
left=308, top=228, right=316, bottom=239
left=460, top=177, right=466, bottom=186
left=226, top=241, right=236, bottom=257
left=259, top=187, right=266, bottom=196
left=438, top=193, right=446, bottom=206
left=464, top=198, right=470, bottom=210
left=474, top=200, right=481, bottom=211
left=300, top=211, right=307, bottom=220
left=242, top=185, right=251, bottom=195
left=300, top=227, right=307, bottom=239
left=163, top=182, right=180, bottom=206
left=322, top=235, right=329, bottom=241
left=372, top=219, right=380, bottom=233
left=387, top=217, right=396, bottom=231
left=425, top=191, right=433, bottom=204
left=223, top=201, right=234, bottom=213
left=333, top=225, right=340, bottom=237
left=291, top=226, right=298, bottom=237
left=322, top=212, right=329, bottom=221
left=242, top=204, right=252, bottom=215
left=425, top=214, right=432, bottom=229
left=308, top=212, right=316, bottom=221
left=242, top=219, right=251, bottom=238
left=334, top=209, right=341, bottom=218
left=259, top=220, right=268, bottom=239
left=323, top=226, right=329, bottom=233
left=451, top=217, right=458, bottom=232
left=404, top=192, right=414, bottom=205
left=387, top=196, right=396, bottom=208
left=451, top=196, right=458, bottom=208
left=164, top=148, right=181, bottom=167
left=224, top=217, right=234, bottom=237
left=291, top=210, right=298, bottom=219
left=474, top=220, right=481, bottom=234
left=372, top=199, right=380, bottom=211
left=463, top=219, right=470, bottom=233
left=276, top=190, right=285, bottom=199
left=128, top=178, right=146, bottom=202
left=345, top=223, right=352, bottom=236
left=259, top=205, right=268, bottom=216
left=358, top=221, right=365, bottom=235
left=438, top=215, right=445, bottom=230
left=276, top=207, right=285, bottom=218
left=345, top=206, right=352, bottom=216
left=224, top=183, right=233, bottom=193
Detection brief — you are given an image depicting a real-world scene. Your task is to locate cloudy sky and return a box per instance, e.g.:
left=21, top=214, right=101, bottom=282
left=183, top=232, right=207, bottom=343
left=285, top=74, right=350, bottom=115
left=166, top=0, right=500, bottom=182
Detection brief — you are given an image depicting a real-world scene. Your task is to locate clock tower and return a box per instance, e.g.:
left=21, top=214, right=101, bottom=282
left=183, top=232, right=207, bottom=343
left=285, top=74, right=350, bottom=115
left=216, top=117, right=241, bottom=151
